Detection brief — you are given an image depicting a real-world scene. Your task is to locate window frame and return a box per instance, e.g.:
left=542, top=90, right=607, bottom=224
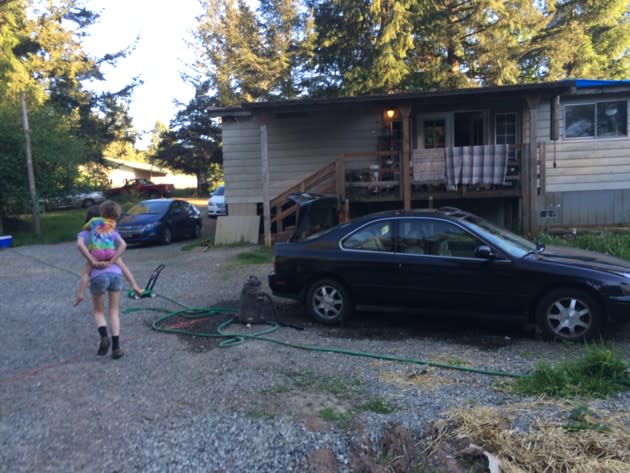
left=494, top=112, right=518, bottom=145
left=564, top=100, right=628, bottom=140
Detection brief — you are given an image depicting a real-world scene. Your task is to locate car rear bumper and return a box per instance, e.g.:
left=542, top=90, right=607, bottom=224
left=268, top=272, right=303, bottom=301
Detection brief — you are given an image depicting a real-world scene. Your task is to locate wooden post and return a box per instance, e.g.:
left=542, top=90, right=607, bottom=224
left=20, top=92, right=41, bottom=236
left=524, top=96, right=540, bottom=236
left=335, top=157, right=345, bottom=202
left=257, top=113, right=272, bottom=247
left=399, top=105, right=411, bottom=210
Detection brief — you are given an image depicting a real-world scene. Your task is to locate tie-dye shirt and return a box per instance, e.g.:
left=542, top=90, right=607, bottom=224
left=83, top=217, right=118, bottom=261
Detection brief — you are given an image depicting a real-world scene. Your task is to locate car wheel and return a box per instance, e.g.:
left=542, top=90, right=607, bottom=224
left=82, top=199, right=94, bottom=208
left=160, top=227, right=172, bottom=245
left=149, top=191, right=160, bottom=199
left=306, top=279, right=351, bottom=325
left=536, top=288, right=603, bottom=341
left=192, top=223, right=201, bottom=239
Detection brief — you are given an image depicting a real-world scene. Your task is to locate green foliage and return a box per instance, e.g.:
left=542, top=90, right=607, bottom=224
left=511, top=344, right=630, bottom=398
left=6, top=209, right=85, bottom=245
left=564, top=404, right=611, bottom=432
left=538, top=232, right=630, bottom=260
left=150, top=82, right=222, bottom=194
left=235, top=247, right=273, bottom=265
left=0, top=0, right=137, bottom=222
left=319, top=407, right=352, bottom=423
left=360, top=398, right=397, bottom=415
left=193, top=0, right=630, bottom=100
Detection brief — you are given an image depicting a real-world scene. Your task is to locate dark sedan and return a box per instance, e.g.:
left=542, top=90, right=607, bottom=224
left=117, top=199, right=201, bottom=245
left=269, top=207, right=630, bottom=341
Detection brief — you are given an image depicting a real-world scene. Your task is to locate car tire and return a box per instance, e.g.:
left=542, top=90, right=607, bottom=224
left=306, top=279, right=351, bottom=325
left=160, top=227, right=172, bottom=245
left=192, top=223, right=201, bottom=239
left=149, top=191, right=160, bottom=199
left=536, top=288, right=603, bottom=341
left=82, top=199, right=94, bottom=208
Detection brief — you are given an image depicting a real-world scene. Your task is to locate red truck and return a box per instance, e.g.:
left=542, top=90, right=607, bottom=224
left=107, top=178, right=175, bottom=198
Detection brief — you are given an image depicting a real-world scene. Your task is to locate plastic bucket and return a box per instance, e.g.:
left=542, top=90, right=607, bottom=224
left=0, top=235, right=12, bottom=249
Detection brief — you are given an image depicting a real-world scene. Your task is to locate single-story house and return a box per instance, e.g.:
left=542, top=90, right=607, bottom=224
left=210, top=79, right=630, bottom=245
left=103, top=157, right=197, bottom=190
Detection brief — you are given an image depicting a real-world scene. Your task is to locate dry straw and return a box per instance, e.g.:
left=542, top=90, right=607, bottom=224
left=433, top=400, right=630, bottom=473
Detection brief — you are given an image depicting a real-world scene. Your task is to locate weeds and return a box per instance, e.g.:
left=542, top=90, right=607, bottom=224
left=360, top=398, right=397, bottom=414
left=541, top=231, right=630, bottom=260
left=511, top=344, right=630, bottom=398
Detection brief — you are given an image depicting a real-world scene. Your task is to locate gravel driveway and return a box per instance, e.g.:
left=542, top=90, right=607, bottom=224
left=1, top=239, right=629, bottom=472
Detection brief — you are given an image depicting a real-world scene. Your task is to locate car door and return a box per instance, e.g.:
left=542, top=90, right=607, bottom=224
left=393, top=217, right=525, bottom=317
left=167, top=201, right=189, bottom=238
left=338, top=219, right=401, bottom=307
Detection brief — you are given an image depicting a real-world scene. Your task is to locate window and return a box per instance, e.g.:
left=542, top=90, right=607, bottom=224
left=495, top=113, right=517, bottom=145
left=565, top=101, right=627, bottom=138
left=343, top=221, right=393, bottom=252
left=423, top=119, right=446, bottom=148
left=398, top=219, right=482, bottom=257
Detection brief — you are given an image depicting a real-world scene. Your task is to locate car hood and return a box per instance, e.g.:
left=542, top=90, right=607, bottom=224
left=118, top=213, right=161, bottom=227
left=535, top=244, right=630, bottom=275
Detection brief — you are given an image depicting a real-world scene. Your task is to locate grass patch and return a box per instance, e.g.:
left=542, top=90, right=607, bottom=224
left=539, top=231, right=630, bottom=260
left=288, top=369, right=361, bottom=399
left=319, top=407, right=352, bottom=423
left=5, top=210, right=85, bottom=246
left=180, top=240, right=202, bottom=251
left=233, top=246, right=273, bottom=265
left=511, top=344, right=630, bottom=398
left=359, top=398, right=397, bottom=414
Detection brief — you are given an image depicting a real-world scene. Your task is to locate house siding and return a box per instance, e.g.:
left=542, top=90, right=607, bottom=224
left=222, top=106, right=381, bottom=204
left=537, top=97, right=630, bottom=225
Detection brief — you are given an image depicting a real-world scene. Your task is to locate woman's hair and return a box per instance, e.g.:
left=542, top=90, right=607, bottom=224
left=99, top=200, right=121, bottom=220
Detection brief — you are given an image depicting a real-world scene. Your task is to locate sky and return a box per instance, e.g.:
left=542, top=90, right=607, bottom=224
left=81, top=0, right=205, bottom=148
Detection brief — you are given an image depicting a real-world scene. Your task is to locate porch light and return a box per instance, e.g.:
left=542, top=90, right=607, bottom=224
left=384, top=109, right=396, bottom=120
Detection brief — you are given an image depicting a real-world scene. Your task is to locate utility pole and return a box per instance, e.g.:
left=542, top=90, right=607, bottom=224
left=20, top=92, right=41, bottom=236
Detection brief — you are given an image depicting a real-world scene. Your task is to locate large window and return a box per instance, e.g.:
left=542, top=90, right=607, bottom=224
left=565, top=101, right=627, bottom=138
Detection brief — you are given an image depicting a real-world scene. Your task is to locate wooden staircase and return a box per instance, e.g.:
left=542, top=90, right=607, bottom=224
left=269, top=161, right=337, bottom=242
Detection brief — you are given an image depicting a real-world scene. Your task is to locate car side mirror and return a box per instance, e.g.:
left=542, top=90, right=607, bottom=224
left=474, top=245, right=495, bottom=260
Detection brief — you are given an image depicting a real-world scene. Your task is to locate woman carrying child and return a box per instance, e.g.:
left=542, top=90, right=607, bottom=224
left=76, top=200, right=141, bottom=359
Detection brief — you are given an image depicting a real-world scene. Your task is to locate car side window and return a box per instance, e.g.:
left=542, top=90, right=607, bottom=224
left=399, top=219, right=481, bottom=257
left=343, top=221, right=393, bottom=252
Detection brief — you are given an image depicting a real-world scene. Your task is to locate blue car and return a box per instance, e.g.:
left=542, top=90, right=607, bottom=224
left=117, top=199, right=201, bottom=245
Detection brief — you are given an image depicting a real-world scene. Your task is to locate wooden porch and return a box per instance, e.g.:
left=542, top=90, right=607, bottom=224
left=269, top=143, right=540, bottom=241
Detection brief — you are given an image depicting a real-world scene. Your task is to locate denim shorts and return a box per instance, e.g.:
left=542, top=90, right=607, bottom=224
left=90, top=273, right=123, bottom=294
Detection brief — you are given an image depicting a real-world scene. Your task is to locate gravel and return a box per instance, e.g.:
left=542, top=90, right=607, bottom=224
left=1, top=240, right=629, bottom=472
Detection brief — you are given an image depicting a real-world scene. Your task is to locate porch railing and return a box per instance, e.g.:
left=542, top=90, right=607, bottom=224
left=337, top=144, right=526, bottom=201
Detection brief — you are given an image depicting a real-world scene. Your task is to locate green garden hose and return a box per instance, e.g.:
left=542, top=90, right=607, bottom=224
left=124, top=294, right=525, bottom=379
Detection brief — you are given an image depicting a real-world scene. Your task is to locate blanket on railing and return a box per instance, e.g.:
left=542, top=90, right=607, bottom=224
left=446, top=144, right=509, bottom=189
left=412, top=148, right=446, bottom=184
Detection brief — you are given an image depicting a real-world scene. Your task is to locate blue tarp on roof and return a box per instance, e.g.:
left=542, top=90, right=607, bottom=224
left=575, top=79, right=630, bottom=88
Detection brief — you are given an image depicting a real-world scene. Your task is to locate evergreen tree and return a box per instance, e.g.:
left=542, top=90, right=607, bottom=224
left=151, top=82, right=222, bottom=194
left=0, top=0, right=137, bottom=224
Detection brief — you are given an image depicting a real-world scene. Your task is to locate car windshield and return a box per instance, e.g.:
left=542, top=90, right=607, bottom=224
left=213, top=186, right=224, bottom=196
left=127, top=200, right=170, bottom=215
left=462, top=214, right=537, bottom=257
